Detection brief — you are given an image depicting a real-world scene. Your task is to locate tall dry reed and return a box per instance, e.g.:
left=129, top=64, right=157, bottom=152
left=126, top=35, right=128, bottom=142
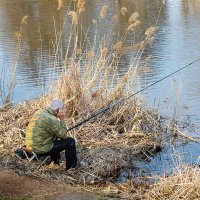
left=3, top=15, right=28, bottom=104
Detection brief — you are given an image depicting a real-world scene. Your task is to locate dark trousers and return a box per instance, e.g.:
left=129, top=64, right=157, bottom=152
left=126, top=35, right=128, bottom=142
left=39, top=137, right=77, bottom=170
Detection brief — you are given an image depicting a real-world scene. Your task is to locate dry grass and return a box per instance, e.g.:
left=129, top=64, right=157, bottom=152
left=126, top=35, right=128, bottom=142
left=0, top=82, right=163, bottom=185
left=0, top=49, right=162, bottom=186
left=2, top=2, right=197, bottom=200
left=0, top=3, right=168, bottom=199
left=146, top=165, right=200, bottom=200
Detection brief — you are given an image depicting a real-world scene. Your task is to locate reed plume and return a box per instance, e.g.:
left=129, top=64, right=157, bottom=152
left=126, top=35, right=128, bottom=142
left=127, top=20, right=141, bottom=32
left=14, top=31, right=22, bottom=42
left=128, top=12, right=139, bottom=24
left=112, top=15, right=118, bottom=23
left=68, top=11, right=78, bottom=25
left=57, top=0, right=64, bottom=11
left=87, top=50, right=95, bottom=60
left=21, top=15, right=29, bottom=25
left=100, top=5, right=108, bottom=18
left=145, top=26, right=156, bottom=37
left=76, top=0, right=85, bottom=14
left=113, top=41, right=123, bottom=51
left=4, top=15, right=28, bottom=103
left=120, top=7, right=127, bottom=16
left=76, top=48, right=82, bottom=55
left=92, top=19, right=98, bottom=28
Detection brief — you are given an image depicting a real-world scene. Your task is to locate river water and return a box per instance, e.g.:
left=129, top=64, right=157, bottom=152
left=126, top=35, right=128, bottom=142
left=1, top=0, right=200, bottom=178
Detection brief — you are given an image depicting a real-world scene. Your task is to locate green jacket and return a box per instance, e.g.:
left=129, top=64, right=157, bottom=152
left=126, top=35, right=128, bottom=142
left=25, top=108, right=68, bottom=154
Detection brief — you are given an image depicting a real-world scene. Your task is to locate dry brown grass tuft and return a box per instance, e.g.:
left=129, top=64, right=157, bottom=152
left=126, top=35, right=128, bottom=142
left=0, top=44, right=163, bottom=183
left=146, top=165, right=200, bottom=200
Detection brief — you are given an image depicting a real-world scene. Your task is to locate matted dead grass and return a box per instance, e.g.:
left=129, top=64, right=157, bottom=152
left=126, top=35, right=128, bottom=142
left=145, top=165, right=200, bottom=200
left=0, top=90, right=163, bottom=185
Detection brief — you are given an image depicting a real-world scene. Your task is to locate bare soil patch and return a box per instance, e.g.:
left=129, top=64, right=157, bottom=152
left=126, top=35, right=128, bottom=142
left=0, top=167, right=97, bottom=200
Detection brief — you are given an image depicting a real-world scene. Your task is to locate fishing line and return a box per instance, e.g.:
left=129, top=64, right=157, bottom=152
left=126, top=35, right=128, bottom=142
left=67, top=58, right=200, bottom=132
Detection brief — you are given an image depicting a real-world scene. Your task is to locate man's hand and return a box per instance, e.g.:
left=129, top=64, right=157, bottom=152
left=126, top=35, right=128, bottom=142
left=56, top=110, right=65, bottom=121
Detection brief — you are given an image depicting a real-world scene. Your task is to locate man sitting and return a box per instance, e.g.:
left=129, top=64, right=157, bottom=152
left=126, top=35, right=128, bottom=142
left=24, top=99, right=77, bottom=170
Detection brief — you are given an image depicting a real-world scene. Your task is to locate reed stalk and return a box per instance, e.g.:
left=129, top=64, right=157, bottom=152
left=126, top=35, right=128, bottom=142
left=3, top=16, right=28, bottom=104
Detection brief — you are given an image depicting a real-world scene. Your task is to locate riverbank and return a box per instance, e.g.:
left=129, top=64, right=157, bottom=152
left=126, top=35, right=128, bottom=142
left=1, top=161, right=200, bottom=199
left=0, top=95, right=198, bottom=200
left=0, top=93, right=200, bottom=200
left=0, top=56, right=198, bottom=199
left=0, top=95, right=163, bottom=183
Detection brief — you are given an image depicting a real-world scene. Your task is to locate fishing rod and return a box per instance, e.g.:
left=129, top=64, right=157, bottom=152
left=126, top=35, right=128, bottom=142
left=67, top=58, right=200, bottom=132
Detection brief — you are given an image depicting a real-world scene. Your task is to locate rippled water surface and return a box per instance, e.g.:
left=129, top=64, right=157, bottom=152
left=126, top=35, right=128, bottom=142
left=1, top=0, right=200, bottom=177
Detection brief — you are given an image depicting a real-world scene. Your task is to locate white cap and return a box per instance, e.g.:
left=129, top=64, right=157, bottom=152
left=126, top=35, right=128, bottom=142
left=48, top=99, right=64, bottom=111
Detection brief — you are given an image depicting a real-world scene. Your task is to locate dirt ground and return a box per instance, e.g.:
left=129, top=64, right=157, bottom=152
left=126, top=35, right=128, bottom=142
left=0, top=167, right=97, bottom=200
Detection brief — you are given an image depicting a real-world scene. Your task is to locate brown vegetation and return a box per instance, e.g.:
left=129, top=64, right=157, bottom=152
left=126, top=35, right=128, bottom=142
left=0, top=4, right=160, bottom=187
left=1, top=2, right=196, bottom=200
left=146, top=165, right=200, bottom=200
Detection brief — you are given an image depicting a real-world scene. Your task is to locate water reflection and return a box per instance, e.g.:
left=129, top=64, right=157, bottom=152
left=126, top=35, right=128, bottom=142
left=0, top=0, right=165, bottom=103
left=0, top=2, right=199, bottom=119
left=0, top=0, right=199, bottom=120
left=118, top=140, right=200, bottom=183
